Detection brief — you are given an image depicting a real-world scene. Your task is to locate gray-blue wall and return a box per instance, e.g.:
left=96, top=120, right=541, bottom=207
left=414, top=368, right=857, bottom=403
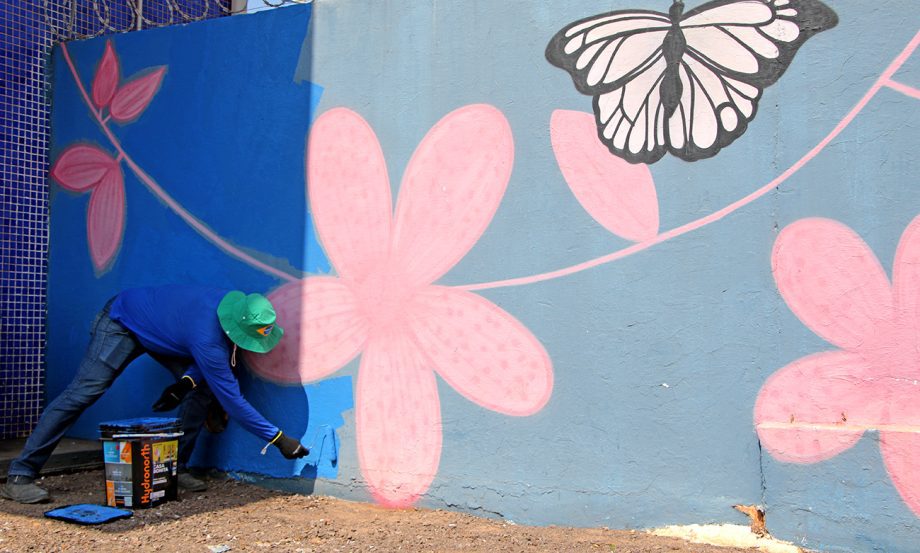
left=46, top=2, right=920, bottom=551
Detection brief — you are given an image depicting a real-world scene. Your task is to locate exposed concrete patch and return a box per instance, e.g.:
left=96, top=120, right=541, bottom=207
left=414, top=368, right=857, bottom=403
left=650, top=524, right=805, bottom=553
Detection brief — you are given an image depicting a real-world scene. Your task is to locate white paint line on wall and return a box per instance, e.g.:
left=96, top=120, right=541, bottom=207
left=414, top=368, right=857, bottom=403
left=757, top=422, right=920, bottom=433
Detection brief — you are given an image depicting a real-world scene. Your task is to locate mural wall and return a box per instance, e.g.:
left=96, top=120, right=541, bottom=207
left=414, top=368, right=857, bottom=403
left=46, top=1, right=919, bottom=551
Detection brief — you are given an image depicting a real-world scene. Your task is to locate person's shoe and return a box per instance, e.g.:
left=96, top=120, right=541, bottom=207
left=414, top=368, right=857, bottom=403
left=1, top=475, right=50, bottom=504
left=177, top=472, right=208, bottom=492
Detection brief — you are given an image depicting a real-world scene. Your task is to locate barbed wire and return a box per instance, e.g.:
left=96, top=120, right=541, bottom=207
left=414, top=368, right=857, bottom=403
left=40, top=0, right=310, bottom=41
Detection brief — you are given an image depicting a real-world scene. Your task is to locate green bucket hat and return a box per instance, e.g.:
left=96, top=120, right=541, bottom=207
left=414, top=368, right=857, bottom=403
left=217, top=291, right=284, bottom=353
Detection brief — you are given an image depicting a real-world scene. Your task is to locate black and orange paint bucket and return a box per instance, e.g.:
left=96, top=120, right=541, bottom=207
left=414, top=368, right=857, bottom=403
left=99, top=418, right=182, bottom=508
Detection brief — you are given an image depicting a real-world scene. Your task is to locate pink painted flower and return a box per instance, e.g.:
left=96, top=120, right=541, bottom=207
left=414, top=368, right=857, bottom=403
left=246, top=104, right=554, bottom=507
left=755, top=216, right=920, bottom=516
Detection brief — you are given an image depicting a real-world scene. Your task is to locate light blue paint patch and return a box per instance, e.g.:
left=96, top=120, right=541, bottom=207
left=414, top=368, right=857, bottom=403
left=290, top=424, right=340, bottom=479
left=190, top=375, right=353, bottom=480
left=295, top=376, right=351, bottom=479
left=304, top=80, right=330, bottom=275
left=305, top=223, right=330, bottom=274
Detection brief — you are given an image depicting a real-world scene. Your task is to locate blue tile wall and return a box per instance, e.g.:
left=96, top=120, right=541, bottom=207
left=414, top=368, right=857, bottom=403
left=0, top=0, right=230, bottom=439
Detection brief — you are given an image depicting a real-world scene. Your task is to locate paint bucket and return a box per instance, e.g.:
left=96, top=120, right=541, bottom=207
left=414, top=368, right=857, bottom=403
left=98, top=417, right=183, bottom=508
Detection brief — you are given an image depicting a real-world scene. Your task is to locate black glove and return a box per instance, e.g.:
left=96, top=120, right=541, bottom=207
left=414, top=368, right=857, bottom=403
left=272, top=432, right=309, bottom=459
left=152, top=375, right=196, bottom=412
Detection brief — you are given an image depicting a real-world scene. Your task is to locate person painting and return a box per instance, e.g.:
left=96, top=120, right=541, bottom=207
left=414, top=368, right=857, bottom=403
left=2, top=285, right=308, bottom=504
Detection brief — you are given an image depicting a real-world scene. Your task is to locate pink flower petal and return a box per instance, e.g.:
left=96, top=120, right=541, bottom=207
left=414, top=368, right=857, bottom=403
left=392, top=104, right=513, bottom=287
left=893, top=214, right=920, bottom=333
left=878, top=386, right=920, bottom=517
left=881, top=431, right=920, bottom=517
left=86, top=168, right=125, bottom=274
left=92, top=40, right=120, bottom=109
left=109, top=67, right=166, bottom=123
left=410, top=286, right=553, bottom=416
left=356, top=333, right=441, bottom=507
left=773, top=218, right=894, bottom=351
left=755, top=350, right=887, bottom=463
left=307, top=108, right=393, bottom=282
left=244, top=277, right=368, bottom=384
left=550, top=110, right=659, bottom=242
left=51, top=144, right=117, bottom=192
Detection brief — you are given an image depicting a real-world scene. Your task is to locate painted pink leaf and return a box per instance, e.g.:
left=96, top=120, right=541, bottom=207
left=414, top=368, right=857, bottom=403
left=86, top=168, right=125, bottom=273
left=51, top=144, right=117, bottom=192
left=307, top=108, right=393, bottom=283
left=92, top=40, right=120, bottom=109
left=881, top=432, right=920, bottom=517
left=754, top=350, right=888, bottom=463
left=110, top=67, right=166, bottom=123
left=772, top=218, right=893, bottom=352
left=244, top=277, right=368, bottom=384
left=893, top=214, right=920, bottom=334
left=357, top=333, right=442, bottom=507
left=550, top=110, right=659, bottom=242
left=410, top=286, right=553, bottom=416
left=392, top=104, right=514, bottom=288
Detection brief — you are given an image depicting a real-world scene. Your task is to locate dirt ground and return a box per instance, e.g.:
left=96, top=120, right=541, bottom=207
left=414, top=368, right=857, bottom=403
left=0, top=470, right=771, bottom=553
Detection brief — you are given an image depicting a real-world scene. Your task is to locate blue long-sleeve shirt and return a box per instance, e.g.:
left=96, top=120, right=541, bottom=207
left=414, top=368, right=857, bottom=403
left=109, top=285, right=278, bottom=442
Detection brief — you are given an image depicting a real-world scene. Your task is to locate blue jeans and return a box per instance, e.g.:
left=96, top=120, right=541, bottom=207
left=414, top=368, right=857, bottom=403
left=7, top=299, right=213, bottom=479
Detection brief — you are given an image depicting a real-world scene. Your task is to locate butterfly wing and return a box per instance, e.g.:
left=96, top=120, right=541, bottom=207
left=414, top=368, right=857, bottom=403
left=546, top=9, right=676, bottom=163
left=662, top=0, right=838, bottom=160
left=680, top=0, right=838, bottom=86
left=545, top=10, right=673, bottom=95
left=594, top=53, right=761, bottom=164
left=594, top=56, right=671, bottom=164
left=655, top=51, right=766, bottom=161
left=548, top=0, right=837, bottom=164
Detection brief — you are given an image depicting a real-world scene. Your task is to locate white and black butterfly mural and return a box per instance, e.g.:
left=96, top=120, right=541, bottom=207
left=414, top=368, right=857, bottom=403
left=546, top=0, right=839, bottom=163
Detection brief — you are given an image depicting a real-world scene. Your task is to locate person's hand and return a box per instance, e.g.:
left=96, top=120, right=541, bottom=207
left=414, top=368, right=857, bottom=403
left=273, top=432, right=309, bottom=459
left=152, top=376, right=195, bottom=412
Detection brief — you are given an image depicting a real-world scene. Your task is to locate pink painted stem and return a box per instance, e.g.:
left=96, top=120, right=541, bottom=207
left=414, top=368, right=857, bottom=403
left=461, top=30, right=920, bottom=292
left=61, top=30, right=920, bottom=291
left=61, top=43, right=298, bottom=283
left=886, top=79, right=920, bottom=100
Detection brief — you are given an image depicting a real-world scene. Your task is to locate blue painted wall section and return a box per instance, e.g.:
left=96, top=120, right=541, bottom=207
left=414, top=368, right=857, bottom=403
left=44, top=2, right=920, bottom=553
left=46, top=7, right=336, bottom=469
left=190, top=375, right=352, bottom=479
